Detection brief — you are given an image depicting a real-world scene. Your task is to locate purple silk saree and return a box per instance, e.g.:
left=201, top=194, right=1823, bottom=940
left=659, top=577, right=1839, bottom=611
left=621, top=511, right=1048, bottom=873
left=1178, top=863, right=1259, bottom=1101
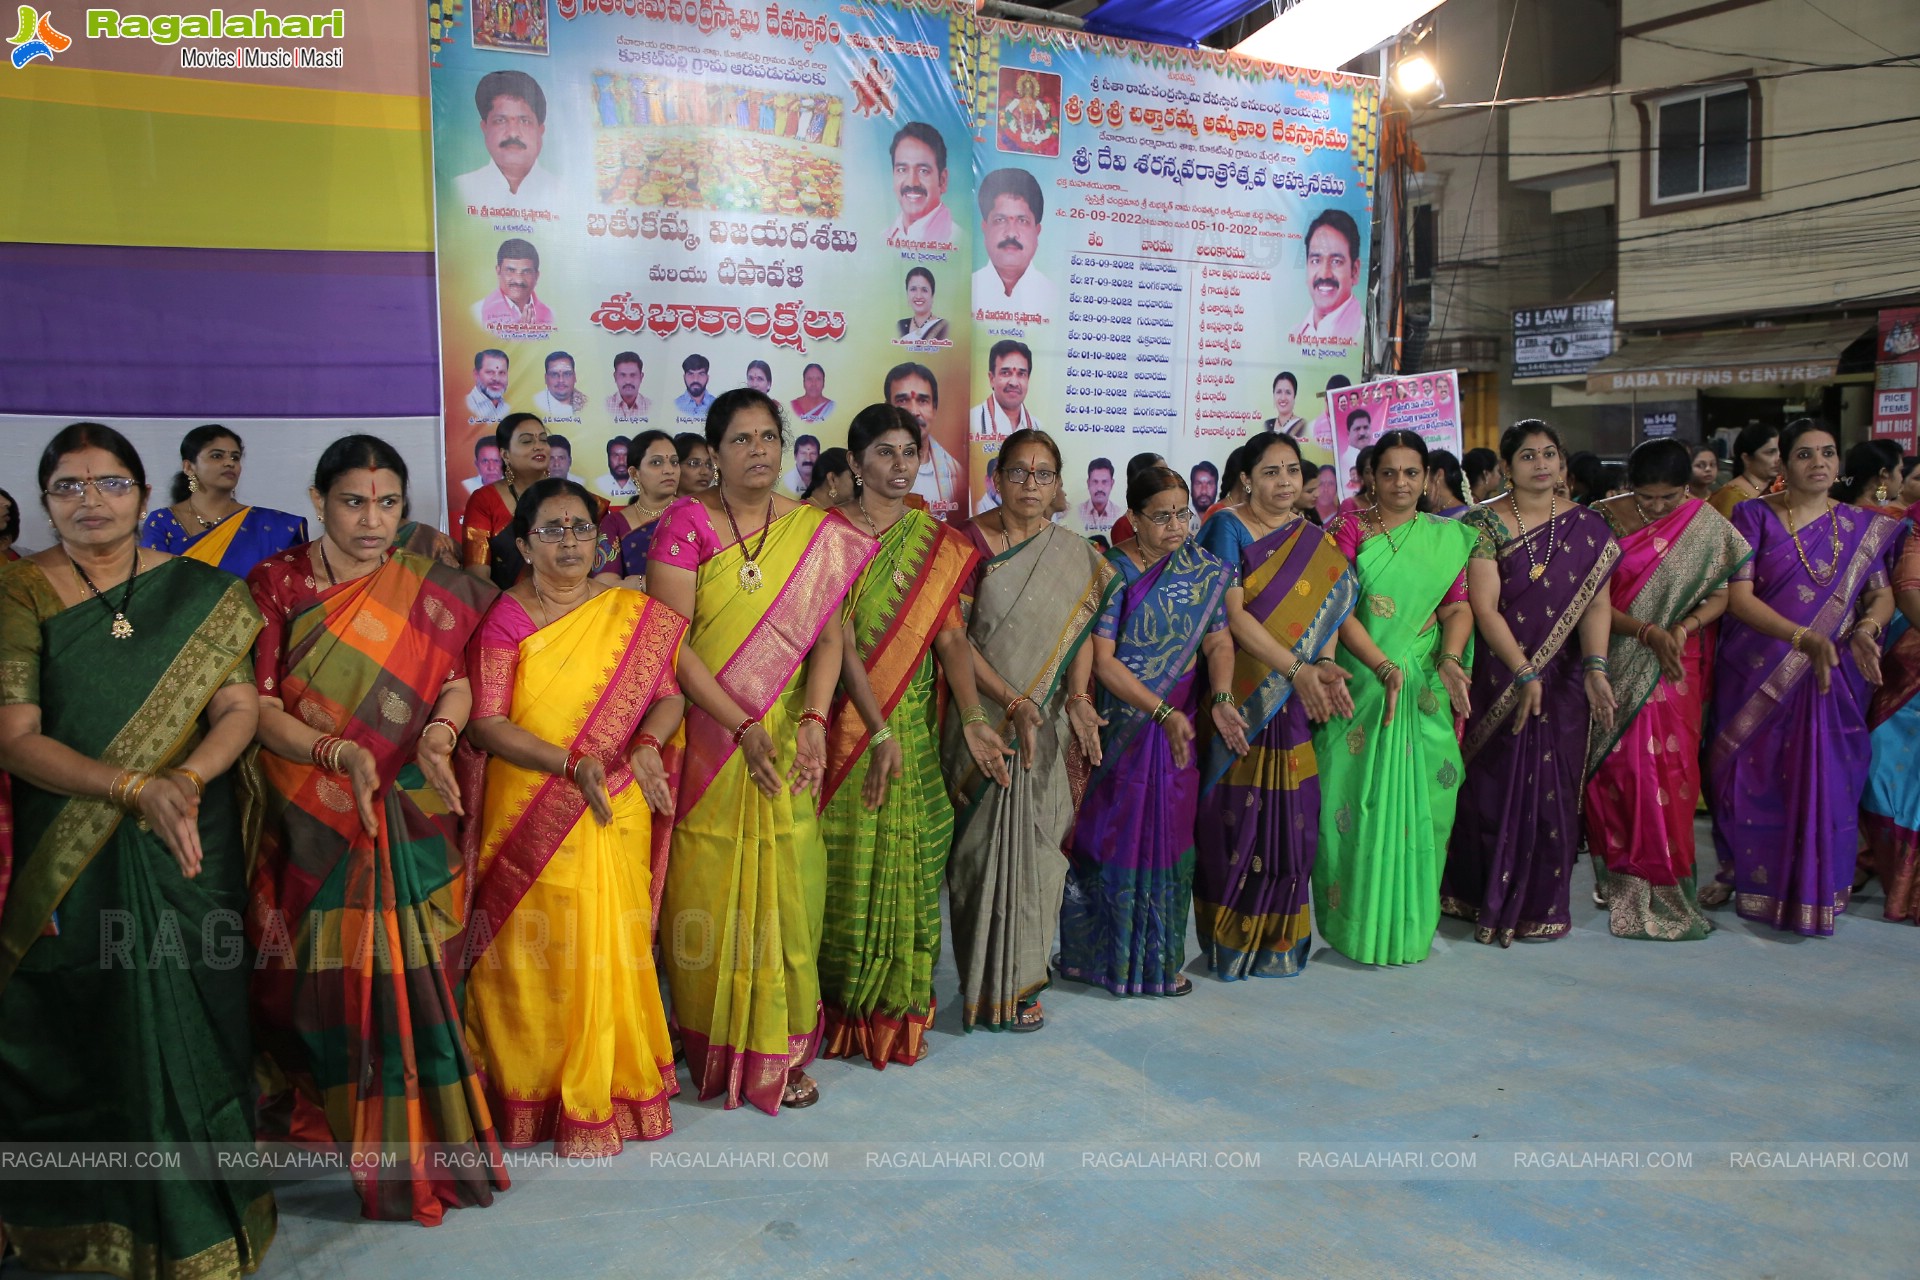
left=1443, top=504, right=1619, bottom=943
left=1709, top=500, right=1897, bottom=936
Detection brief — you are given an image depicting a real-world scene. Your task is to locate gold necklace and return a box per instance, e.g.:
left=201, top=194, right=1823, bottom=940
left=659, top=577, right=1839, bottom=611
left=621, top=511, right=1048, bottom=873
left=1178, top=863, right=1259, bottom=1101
left=856, top=492, right=883, bottom=539
left=629, top=497, right=667, bottom=522
left=1363, top=505, right=1415, bottom=557
left=1508, top=489, right=1557, bottom=581
left=1783, top=496, right=1841, bottom=586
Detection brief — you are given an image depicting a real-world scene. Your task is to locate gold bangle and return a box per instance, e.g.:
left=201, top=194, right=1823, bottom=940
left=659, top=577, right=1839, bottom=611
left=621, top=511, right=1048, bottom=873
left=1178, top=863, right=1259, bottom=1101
left=870, top=725, right=896, bottom=746
left=962, top=705, right=991, bottom=727
left=172, top=766, right=206, bottom=799
left=1789, top=625, right=1809, bottom=653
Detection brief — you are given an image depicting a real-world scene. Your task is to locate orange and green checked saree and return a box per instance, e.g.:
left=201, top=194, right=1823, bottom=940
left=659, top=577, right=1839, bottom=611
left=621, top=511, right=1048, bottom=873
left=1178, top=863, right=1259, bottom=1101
left=244, top=546, right=505, bottom=1225
left=818, top=509, right=976, bottom=1068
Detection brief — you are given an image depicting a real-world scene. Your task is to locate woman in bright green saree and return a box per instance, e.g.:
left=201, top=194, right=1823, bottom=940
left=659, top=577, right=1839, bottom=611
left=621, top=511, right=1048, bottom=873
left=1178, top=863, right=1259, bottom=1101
left=818, top=406, right=1010, bottom=1068
left=0, top=423, right=273, bottom=1280
left=1313, top=431, right=1478, bottom=966
left=648, top=389, right=873, bottom=1112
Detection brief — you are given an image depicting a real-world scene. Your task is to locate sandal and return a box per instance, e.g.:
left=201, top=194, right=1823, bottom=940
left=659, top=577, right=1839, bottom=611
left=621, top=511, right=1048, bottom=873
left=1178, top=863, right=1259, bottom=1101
left=781, top=1070, right=820, bottom=1109
left=1011, top=1004, right=1045, bottom=1033
left=1162, top=977, right=1194, bottom=997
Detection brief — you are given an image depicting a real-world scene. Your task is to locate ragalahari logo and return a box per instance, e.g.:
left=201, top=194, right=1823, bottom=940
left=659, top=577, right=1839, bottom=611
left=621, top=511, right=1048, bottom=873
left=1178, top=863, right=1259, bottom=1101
left=9, top=6, right=71, bottom=67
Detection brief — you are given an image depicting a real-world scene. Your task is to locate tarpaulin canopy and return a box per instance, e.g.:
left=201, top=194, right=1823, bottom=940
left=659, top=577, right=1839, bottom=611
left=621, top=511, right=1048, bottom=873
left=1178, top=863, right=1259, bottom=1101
left=1082, top=0, right=1276, bottom=48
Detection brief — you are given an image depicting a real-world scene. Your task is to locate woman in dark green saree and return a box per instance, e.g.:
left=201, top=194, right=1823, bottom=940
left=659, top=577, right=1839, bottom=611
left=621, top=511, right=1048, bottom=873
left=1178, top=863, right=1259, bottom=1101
left=0, top=423, right=273, bottom=1280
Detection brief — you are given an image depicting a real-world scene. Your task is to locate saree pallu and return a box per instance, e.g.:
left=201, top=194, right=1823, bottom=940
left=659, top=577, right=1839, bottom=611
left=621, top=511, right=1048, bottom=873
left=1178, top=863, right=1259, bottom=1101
left=1584, top=501, right=1750, bottom=940
left=1194, top=515, right=1355, bottom=979
left=1444, top=505, right=1618, bottom=944
left=1060, top=542, right=1229, bottom=995
left=0, top=559, right=274, bottom=1280
left=141, top=505, right=308, bottom=578
left=657, top=504, right=873, bottom=1113
left=940, top=521, right=1113, bottom=1028
left=819, top=511, right=976, bottom=1067
left=1860, top=527, right=1920, bottom=923
left=245, top=549, right=505, bottom=1224
left=1709, top=502, right=1897, bottom=936
left=1312, top=516, right=1477, bottom=965
left=397, top=520, right=464, bottom=571
left=462, top=590, right=685, bottom=1153
left=943, top=522, right=1113, bottom=1030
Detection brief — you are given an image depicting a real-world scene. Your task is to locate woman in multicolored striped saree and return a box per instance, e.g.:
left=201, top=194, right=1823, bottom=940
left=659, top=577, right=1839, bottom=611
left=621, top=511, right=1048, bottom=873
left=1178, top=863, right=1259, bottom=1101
left=1061, top=466, right=1249, bottom=995
left=247, top=435, right=506, bottom=1224
left=944, top=428, right=1111, bottom=1032
left=462, top=478, right=688, bottom=1152
left=818, top=405, right=1011, bottom=1068
left=1194, top=433, right=1356, bottom=980
left=1312, top=431, right=1478, bottom=966
left=1583, top=439, right=1750, bottom=940
left=648, top=389, right=873, bottom=1113
left=0, top=423, right=274, bottom=1279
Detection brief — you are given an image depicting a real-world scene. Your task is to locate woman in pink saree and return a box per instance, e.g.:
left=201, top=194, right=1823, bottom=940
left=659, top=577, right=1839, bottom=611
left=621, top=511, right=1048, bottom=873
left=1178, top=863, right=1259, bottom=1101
left=1583, top=441, right=1751, bottom=940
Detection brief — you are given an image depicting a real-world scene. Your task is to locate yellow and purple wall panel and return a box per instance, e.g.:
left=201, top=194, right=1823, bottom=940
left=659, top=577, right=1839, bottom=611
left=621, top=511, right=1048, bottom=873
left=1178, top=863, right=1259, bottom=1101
left=1, top=4, right=442, bottom=417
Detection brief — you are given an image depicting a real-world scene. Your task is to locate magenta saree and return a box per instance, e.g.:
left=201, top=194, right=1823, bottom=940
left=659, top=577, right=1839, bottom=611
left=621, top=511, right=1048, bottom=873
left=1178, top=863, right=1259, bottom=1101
left=1709, top=499, right=1898, bottom=935
left=1584, top=500, right=1749, bottom=940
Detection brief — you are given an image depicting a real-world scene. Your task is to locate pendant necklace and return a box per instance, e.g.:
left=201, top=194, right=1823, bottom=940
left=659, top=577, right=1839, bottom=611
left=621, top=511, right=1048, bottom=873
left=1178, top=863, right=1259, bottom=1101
left=720, top=490, right=774, bottom=593
left=1509, top=490, right=1557, bottom=581
left=70, top=548, right=139, bottom=640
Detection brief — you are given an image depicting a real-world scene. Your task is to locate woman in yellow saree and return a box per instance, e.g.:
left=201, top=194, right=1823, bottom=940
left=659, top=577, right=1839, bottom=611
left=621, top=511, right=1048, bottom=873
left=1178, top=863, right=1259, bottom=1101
left=463, top=479, right=688, bottom=1153
left=648, top=389, right=873, bottom=1113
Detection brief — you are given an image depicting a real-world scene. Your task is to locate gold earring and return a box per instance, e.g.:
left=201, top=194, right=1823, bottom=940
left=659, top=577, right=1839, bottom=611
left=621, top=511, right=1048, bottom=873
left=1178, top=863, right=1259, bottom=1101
left=186, top=471, right=200, bottom=495
left=1877, top=482, right=1891, bottom=504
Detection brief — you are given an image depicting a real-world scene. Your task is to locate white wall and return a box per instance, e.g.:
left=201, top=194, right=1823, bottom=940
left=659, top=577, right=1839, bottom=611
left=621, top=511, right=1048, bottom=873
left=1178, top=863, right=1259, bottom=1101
left=0, top=415, right=445, bottom=552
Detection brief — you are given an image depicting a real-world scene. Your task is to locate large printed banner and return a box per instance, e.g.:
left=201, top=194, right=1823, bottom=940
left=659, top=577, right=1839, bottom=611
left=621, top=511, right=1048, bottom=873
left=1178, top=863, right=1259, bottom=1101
left=428, top=0, right=1377, bottom=532
left=430, top=0, right=973, bottom=513
left=961, top=20, right=1378, bottom=535
left=1327, top=371, right=1463, bottom=513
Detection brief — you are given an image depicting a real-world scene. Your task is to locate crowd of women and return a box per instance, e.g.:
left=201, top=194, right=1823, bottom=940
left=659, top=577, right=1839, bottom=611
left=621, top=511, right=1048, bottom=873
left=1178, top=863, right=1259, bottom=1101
left=1, top=400, right=1915, bottom=1279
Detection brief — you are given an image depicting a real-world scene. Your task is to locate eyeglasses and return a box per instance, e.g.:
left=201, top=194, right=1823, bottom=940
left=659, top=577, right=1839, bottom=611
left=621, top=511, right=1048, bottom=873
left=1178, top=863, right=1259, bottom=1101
left=529, top=521, right=597, bottom=543
left=1002, top=466, right=1058, bottom=487
left=1142, top=508, right=1195, bottom=528
left=46, top=476, right=138, bottom=500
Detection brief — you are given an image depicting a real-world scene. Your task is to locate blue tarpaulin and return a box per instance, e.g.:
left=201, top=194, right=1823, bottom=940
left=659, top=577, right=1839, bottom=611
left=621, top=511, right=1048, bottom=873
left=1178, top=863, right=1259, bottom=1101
left=1080, top=0, right=1275, bottom=49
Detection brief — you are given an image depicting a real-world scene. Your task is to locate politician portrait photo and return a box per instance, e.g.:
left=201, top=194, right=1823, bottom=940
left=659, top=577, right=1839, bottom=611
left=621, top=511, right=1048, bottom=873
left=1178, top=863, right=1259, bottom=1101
left=886, top=121, right=956, bottom=247
left=456, top=69, right=559, bottom=208
left=471, top=237, right=554, bottom=337
left=972, top=167, right=1056, bottom=319
left=896, top=267, right=950, bottom=345
left=1291, top=207, right=1364, bottom=343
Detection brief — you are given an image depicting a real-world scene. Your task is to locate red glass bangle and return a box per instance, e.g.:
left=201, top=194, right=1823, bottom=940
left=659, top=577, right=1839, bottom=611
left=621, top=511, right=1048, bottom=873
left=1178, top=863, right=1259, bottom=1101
left=564, top=749, right=588, bottom=782
left=731, top=716, right=761, bottom=745
left=635, top=732, right=664, bottom=755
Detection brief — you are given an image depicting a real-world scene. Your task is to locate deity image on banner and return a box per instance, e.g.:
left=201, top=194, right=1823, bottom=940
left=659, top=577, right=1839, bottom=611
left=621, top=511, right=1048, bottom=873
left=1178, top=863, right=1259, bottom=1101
left=591, top=72, right=844, bottom=217
left=997, top=67, right=1060, bottom=157
left=473, top=0, right=549, bottom=55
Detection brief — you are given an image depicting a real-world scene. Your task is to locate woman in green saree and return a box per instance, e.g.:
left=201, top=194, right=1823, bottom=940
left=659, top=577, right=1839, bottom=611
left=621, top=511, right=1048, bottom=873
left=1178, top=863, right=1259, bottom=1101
left=1313, top=431, right=1478, bottom=966
left=819, top=405, right=1011, bottom=1068
left=0, top=422, right=274, bottom=1279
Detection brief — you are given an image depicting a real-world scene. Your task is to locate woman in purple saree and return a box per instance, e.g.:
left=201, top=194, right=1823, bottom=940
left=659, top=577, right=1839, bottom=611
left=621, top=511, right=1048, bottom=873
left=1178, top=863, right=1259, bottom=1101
left=1446, top=421, right=1619, bottom=946
left=1708, top=420, right=1898, bottom=935
left=1060, top=468, right=1248, bottom=995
